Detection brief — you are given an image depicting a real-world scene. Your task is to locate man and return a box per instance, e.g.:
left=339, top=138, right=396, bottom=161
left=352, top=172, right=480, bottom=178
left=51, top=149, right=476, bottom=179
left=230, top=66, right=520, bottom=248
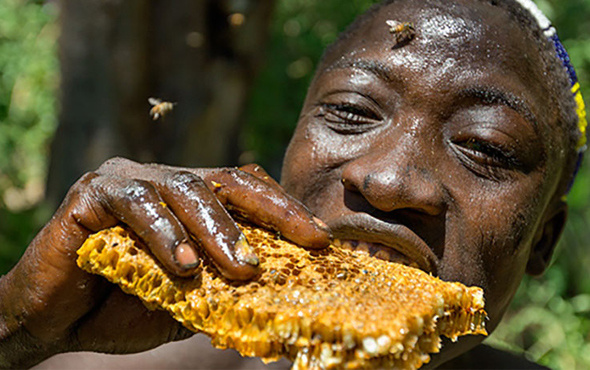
left=0, top=0, right=585, bottom=368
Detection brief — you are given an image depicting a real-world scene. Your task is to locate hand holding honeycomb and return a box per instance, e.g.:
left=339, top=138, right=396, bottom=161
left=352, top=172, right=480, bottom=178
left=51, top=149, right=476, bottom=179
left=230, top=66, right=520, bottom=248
left=77, top=222, right=487, bottom=369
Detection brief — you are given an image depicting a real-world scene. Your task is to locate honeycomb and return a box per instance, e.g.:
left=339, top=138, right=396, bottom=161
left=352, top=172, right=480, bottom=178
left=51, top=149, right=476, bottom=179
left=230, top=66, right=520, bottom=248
left=76, top=222, right=487, bottom=369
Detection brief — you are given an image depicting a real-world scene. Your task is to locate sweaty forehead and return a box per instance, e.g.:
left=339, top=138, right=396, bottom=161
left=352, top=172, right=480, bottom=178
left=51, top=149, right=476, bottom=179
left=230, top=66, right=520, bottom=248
left=325, top=0, right=533, bottom=64
left=416, top=7, right=485, bottom=48
left=317, top=0, right=552, bottom=122
left=382, top=1, right=488, bottom=48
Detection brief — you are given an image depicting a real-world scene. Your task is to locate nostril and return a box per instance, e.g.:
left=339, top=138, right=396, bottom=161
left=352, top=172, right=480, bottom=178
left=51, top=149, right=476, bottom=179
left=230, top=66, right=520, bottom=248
left=343, top=169, right=446, bottom=215
left=341, top=177, right=358, bottom=192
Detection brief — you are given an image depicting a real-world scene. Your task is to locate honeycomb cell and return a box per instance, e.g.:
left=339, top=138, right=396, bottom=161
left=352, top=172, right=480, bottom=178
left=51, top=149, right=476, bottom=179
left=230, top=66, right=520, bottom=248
left=77, top=222, right=487, bottom=370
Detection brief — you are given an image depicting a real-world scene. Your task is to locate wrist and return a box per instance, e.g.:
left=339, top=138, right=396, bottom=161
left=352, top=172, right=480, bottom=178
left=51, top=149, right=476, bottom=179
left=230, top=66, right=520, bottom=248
left=0, top=272, right=19, bottom=342
left=0, top=270, right=58, bottom=368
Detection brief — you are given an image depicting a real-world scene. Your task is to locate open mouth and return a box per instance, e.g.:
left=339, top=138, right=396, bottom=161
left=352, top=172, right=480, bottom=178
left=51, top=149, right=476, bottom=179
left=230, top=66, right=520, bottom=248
left=328, top=214, right=439, bottom=275
left=333, top=239, right=419, bottom=268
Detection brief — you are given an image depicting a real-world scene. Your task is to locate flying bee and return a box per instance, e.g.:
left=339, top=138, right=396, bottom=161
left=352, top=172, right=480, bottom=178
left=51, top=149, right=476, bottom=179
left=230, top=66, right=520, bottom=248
left=148, top=97, right=176, bottom=120
left=386, top=20, right=415, bottom=45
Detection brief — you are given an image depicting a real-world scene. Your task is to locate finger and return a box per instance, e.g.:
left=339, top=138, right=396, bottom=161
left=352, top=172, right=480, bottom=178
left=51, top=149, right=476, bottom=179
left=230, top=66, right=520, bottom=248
left=237, top=165, right=332, bottom=241
left=203, top=168, right=331, bottom=249
left=94, top=159, right=330, bottom=248
left=238, top=163, right=282, bottom=190
left=75, top=174, right=200, bottom=277
left=155, top=171, right=259, bottom=281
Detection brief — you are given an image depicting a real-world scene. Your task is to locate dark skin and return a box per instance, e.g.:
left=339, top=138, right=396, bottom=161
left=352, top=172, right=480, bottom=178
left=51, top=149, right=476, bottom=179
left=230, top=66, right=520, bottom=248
left=283, top=0, right=567, bottom=365
left=0, top=0, right=571, bottom=368
left=0, top=160, right=330, bottom=367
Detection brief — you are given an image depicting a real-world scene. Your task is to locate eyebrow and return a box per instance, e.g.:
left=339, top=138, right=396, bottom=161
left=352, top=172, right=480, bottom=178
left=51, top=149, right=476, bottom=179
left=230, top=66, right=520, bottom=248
left=323, top=59, right=537, bottom=126
left=323, top=58, right=394, bottom=83
left=458, top=87, right=537, bottom=127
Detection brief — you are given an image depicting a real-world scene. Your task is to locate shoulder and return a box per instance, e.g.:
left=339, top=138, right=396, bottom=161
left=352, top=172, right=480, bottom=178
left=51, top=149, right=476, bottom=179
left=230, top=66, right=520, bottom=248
left=439, top=344, right=549, bottom=369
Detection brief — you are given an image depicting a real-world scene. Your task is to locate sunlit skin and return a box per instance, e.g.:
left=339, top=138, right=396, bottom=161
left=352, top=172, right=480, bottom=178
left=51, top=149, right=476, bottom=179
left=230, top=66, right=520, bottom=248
left=282, top=0, right=568, bottom=365
left=0, top=0, right=572, bottom=368
left=0, top=161, right=330, bottom=367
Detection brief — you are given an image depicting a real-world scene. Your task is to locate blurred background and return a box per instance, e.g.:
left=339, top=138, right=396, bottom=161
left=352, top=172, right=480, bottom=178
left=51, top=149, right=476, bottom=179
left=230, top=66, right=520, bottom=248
left=0, top=0, right=588, bottom=367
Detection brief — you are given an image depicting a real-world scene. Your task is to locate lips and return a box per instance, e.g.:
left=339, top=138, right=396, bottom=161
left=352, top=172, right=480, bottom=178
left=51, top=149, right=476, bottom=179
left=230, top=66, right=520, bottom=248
left=327, top=213, right=438, bottom=275
left=333, top=239, right=419, bottom=267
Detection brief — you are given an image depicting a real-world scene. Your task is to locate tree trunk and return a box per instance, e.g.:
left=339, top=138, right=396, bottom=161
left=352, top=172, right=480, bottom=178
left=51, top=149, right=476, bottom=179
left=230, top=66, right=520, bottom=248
left=46, top=0, right=275, bottom=208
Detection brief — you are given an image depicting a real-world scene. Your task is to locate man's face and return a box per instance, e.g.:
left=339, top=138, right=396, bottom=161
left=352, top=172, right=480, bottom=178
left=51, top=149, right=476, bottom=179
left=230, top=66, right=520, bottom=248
left=281, top=0, right=566, bottom=363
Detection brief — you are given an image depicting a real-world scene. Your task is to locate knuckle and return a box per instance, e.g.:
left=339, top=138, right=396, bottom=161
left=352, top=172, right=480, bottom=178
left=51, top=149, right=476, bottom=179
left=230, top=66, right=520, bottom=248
left=74, top=171, right=100, bottom=188
left=250, top=163, right=264, bottom=172
left=67, top=174, right=114, bottom=227
left=96, top=156, right=138, bottom=175
left=225, top=167, right=240, bottom=177
left=234, top=167, right=258, bottom=183
left=216, top=167, right=246, bottom=183
left=167, top=171, right=204, bottom=189
left=121, top=179, right=156, bottom=201
left=66, top=171, right=99, bottom=198
left=239, top=163, right=262, bottom=171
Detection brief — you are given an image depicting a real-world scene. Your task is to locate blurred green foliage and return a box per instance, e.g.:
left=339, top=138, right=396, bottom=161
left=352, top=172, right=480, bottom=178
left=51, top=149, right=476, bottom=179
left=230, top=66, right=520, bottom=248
left=0, top=0, right=589, bottom=368
left=0, top=0, right=57, bottom=272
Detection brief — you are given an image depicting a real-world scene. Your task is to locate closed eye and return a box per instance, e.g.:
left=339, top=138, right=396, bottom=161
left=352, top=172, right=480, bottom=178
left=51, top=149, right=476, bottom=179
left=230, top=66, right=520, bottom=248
left=451, top=138, right=525, bottom=179
left=317, top=103, right=382, bottom=134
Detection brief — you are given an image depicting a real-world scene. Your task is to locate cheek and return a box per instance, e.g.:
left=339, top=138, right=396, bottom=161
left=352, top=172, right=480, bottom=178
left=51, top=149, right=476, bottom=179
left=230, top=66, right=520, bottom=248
left=282, top=121, right=362, bottom=208
left=439, top=181, right=545, bottom=327
left=282, top=124, right=336, bottom=205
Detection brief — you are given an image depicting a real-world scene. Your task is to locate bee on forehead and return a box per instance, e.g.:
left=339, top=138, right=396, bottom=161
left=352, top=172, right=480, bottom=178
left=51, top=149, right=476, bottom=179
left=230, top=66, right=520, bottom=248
left=148, top=97, right=176, bottom=120
left=386, top=20, right=416, bottom=46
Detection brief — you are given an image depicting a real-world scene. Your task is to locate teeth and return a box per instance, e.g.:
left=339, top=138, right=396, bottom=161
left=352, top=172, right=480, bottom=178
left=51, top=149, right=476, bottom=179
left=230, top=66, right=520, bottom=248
left=340, top=241, right=355, bottom=250
left=333, top=239, right=413, bottom=266
left=355, top=241, right=371, bottom=255
left=373, top=249, right=394, bottom=262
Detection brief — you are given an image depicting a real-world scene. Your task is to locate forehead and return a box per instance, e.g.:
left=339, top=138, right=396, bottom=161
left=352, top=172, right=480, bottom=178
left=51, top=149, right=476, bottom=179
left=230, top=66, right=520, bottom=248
left=317, top=0, right=552, bottom=121
left=326, top=0, right=534, bottom=60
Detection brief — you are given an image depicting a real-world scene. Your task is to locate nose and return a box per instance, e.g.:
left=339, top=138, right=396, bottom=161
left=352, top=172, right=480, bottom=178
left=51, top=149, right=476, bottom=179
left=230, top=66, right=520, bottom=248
left=341, top=147, right=445, bottom=216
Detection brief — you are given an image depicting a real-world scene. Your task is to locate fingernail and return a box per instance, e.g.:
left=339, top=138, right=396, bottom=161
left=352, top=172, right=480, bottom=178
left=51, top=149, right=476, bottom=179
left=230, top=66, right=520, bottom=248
left=175, top=242, right=199, bottom=269
left=312, top=216, right=329, bottom=230
left=234, top=234, right=259, bottom=266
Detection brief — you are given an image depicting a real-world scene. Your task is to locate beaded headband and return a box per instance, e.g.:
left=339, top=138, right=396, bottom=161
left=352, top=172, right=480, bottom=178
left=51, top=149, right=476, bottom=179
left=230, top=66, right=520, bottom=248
left=516, top=0, right=587, bottom=195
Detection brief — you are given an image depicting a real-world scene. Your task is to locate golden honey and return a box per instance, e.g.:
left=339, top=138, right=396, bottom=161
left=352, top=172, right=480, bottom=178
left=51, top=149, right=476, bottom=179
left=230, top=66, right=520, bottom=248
left=77, top=222, right=486, bottom=369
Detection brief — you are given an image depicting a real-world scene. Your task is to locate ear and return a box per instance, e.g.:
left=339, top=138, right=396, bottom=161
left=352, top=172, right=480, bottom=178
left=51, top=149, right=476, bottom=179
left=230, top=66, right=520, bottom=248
left=526, top=201, right=567, bottom=276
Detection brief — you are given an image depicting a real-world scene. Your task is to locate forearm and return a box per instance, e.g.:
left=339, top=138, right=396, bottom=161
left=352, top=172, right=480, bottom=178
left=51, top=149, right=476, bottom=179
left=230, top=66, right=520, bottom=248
left=0, top=324, right=51, bottom=369
left=0, top=271, right=57, bottom=369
